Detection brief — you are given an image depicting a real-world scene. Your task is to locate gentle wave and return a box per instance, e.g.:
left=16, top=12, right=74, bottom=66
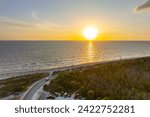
left=0, top=41, right=150, bottom=79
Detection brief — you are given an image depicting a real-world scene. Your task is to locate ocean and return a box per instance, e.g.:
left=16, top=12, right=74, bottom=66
left=0, top=41, right=150, bottom=79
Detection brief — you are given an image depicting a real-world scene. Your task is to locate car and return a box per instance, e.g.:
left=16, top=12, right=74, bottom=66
left=45, top=77, right=50, bottom=81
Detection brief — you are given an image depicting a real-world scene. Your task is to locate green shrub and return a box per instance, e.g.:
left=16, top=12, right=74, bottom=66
left=44, top=57, right=150, bottom=100
left=0, top=73, right=49, bottom=98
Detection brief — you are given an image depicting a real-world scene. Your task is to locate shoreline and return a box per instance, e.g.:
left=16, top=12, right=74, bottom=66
left=1, top=55, right=150, bottom=80
left=1, top=55, right=150, bottom=100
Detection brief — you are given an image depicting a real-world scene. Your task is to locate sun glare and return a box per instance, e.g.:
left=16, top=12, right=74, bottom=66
left=83, top=27, right=98, bottom=40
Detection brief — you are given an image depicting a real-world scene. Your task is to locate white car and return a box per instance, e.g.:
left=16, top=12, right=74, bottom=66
left=45, top=77, right=50, bottom=81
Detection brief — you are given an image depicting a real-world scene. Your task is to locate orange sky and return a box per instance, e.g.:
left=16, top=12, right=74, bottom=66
left=0, top=0, right=150, bottom=41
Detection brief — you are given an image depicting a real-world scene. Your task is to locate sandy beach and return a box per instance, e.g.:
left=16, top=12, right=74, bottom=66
left=1, top=55, right=150, bottom=80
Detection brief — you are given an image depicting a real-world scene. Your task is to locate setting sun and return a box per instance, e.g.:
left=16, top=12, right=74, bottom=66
left=83, top=27, right=98, bottom=40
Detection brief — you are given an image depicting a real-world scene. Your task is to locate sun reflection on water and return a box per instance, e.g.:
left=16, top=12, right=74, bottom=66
left=86, top=41, right=95, bottom=63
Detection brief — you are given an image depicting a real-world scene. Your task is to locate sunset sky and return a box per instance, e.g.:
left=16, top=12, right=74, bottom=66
left=0, top=0, right=150, bottom=41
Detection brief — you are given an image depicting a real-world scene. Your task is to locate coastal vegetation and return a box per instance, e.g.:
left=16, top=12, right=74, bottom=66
left=44, top=57, right=150, bottom=100
left=0, top=73, right=49, bottom=99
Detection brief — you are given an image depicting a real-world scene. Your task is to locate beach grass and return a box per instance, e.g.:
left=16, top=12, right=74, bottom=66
left=0, top=73, right=49, bottom=99
left=44, top=57, right=150, bottom=100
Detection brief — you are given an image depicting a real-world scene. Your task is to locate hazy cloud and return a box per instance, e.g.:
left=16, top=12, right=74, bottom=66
left=0, top=16, right=34, bottom=27
left=136, top=0, right=150, bottom=12
left=0, top=11, right=66, bottom=31
left=31, top=11, right=66, bottom=30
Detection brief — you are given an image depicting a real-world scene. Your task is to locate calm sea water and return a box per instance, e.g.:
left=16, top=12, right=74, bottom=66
left=0, top=41, right=150, bottom=79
